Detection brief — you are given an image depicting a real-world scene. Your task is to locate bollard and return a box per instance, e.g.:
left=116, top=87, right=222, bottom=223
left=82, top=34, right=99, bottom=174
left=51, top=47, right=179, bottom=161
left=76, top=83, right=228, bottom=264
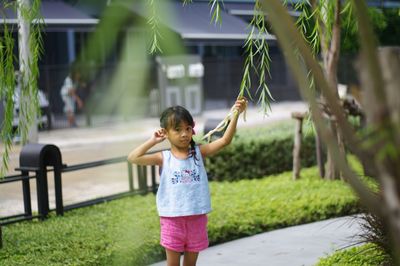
left=151, top=165, right=157, bottom=194
left=291, top=112, right=307, bottom=180
left=137, top=165, right=148, bottom=195
left=16, top=144, right=64, bottom=219
left=128, top=163, right=134, bottom=192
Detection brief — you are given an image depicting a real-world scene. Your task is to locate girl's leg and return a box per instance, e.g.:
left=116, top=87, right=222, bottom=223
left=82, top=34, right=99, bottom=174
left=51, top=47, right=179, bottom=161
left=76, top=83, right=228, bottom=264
left=165, top=248, right=181, bottom=266
left=183, top=251, right=199, bottom=266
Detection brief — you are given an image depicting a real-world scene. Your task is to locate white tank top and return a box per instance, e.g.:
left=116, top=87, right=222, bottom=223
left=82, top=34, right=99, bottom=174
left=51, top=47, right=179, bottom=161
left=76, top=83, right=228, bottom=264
left=156, top=145, right=212, bottom=217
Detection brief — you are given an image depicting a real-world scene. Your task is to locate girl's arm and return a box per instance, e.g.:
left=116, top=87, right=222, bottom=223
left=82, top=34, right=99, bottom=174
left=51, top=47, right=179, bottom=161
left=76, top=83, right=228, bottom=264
left=127, top=129, right=165, bottom=165
left=200, top=98, right=247, bottom=157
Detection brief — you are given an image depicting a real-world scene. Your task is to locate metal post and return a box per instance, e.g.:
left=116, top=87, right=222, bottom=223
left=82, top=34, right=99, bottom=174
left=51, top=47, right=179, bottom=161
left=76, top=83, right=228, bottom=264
left=291, top=112, right=306, bottom=180
left=21, top=171, right=32, bottom=216
left=151, top=165, right=157, bottom=194
left=128, top=163, right=134, bottom=192
left=138, top=165, right=147, bottom=194
left=53, top=166, right=63, bottom=216
left=35, top=169, right=49, bottom=219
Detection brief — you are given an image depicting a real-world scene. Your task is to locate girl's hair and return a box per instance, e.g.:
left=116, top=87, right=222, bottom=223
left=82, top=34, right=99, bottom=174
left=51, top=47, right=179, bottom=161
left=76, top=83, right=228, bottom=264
left=160, top=106, right=198, bottom=162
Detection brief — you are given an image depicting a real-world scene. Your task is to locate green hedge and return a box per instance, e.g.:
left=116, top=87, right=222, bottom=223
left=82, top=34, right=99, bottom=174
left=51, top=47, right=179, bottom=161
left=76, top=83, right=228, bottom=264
left=209, top=167, right=360, bottom=244
left=0, top=165, right=361, bottom=266
left=204, top=121, right=317, bottom=181
left=316, top=243, right=390, bottom=265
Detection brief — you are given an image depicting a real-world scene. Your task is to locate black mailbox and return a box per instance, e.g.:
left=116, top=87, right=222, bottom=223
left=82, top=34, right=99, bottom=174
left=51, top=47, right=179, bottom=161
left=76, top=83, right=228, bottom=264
left=17, top=144, right=64, bottom=218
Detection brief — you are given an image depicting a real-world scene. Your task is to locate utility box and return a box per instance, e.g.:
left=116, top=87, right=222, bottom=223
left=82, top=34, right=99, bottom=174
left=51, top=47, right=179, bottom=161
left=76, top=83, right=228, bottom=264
left=154, top=55, right=204, bottom=115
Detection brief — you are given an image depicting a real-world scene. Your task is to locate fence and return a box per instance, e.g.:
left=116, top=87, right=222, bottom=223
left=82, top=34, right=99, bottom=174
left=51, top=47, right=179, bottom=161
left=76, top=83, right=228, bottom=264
left=0, top=143, right=161, bottom=248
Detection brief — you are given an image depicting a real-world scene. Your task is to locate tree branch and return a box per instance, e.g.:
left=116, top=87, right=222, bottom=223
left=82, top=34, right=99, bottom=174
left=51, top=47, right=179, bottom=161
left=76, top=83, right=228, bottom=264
left=352, top=0, right=387, bottom=106
left=326, top=0, right=341, bottom=85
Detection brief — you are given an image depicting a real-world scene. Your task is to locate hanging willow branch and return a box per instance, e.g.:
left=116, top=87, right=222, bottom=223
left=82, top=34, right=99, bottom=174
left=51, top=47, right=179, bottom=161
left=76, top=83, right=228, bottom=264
left=209, top=0, right=224, bottom=25
left=292, top=0, right=320, bottom=55
left=0, top=9, right=16, bottom=176
left=203, top=0, right=273, bottom=142
left=148, top=0, right=163, bottom=54
left=150, top=0, right=220, bottom=53
left=238, top=0, right=274, bottom=109
left=182, top=0, right=223, bottom=25
left=0, top=0, right=43, bottom=178
left=202, top=96, right=248, bottom=143
left=149, top=0, right=270, bottom=141
left=252, top=0, right=273, bottom=113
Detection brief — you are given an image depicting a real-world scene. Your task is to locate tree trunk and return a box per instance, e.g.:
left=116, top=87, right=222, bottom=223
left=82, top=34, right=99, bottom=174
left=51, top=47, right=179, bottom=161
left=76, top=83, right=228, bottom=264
left=259, top=0, right=400, bottom=261
left=17, top=0, right=38, bottom=143
left=323, top=0, right=343, bottom=180
left=358, top=46, right=400, bottom=263
left=377, top=48, right=400, bottom=256
left=292, top=112, right=305, bottom=180
left=325, top=120, right=339, bottom=180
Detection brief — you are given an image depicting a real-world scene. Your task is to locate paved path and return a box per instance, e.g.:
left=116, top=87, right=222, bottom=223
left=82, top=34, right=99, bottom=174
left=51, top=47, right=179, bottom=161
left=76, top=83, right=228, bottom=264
left=38, top=101, right=308, bottom=148
left=150, top=215, right=363, bottom=266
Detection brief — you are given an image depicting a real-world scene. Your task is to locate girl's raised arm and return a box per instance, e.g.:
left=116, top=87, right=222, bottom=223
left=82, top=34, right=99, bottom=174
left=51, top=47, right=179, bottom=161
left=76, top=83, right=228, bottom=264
left=127, top=129, right=165, bottom=166
left=200, top=98, right=247, bottom=157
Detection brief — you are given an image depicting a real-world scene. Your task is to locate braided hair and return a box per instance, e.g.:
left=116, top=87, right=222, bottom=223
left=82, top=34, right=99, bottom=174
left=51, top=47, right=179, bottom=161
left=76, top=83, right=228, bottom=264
left=160, top=106, right=198, bottom=162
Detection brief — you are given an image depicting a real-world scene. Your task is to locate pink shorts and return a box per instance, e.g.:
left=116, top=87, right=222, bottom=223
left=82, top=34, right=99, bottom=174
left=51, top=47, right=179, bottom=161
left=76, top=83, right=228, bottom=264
left=160, top=214, right=209, bottom=252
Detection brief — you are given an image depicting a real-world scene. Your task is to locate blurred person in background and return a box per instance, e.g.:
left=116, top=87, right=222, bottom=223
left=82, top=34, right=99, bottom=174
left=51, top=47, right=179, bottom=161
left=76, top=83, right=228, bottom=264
left=60, top=67, right=84, bottom=127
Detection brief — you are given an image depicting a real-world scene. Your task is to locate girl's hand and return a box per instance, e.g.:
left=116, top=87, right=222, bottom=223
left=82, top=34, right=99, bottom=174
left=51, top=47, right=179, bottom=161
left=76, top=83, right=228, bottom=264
left=234, top=97, right=247, bottom=114
left=152, top=129, right=166, bottom=143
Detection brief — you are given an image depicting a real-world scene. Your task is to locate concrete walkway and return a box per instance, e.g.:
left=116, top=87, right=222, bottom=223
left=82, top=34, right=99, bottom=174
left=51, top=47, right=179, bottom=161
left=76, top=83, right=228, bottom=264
left=150, top=215, right=363, bottom=266
left=37, top=101, right=308, bottom=148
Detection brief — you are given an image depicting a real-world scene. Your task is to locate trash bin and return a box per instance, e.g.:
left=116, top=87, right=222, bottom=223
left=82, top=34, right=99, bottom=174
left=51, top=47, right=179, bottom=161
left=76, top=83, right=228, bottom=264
left=155, top=55, right=204, bottom=115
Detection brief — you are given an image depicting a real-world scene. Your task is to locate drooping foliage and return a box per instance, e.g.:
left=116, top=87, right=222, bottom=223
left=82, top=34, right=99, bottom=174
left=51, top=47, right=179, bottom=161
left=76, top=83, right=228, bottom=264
left=0, top=0, right=43, bottom=177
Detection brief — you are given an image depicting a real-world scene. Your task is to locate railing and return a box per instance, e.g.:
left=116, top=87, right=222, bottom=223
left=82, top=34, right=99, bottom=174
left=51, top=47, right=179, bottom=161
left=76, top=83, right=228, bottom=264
left=60, top=157, right=159, bottom=212
left=0, top=144, right=161, bottom=248
left=0, top=173, right=39, bottom=225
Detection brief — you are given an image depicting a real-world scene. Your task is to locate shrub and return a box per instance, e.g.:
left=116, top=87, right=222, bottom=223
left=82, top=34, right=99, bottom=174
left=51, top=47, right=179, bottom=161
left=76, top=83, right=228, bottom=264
left=316, top=243, right=391, bottom=266
left=357, top=212, right=393, bottom=262
left=208, top=167, right=360, bottom=244
left=204, top=121, right=317, bottom=181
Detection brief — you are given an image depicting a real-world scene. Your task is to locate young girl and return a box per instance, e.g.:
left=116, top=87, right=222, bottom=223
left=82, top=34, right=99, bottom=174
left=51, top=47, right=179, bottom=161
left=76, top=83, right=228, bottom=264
left=127, top=99, right=247, bottom=266
left=60, top=68, right=84, bottom=127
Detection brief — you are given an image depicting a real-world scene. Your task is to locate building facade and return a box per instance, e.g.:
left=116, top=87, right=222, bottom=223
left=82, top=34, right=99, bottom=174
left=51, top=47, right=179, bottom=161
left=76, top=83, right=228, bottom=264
left=2, top=0, right=305, bottom=127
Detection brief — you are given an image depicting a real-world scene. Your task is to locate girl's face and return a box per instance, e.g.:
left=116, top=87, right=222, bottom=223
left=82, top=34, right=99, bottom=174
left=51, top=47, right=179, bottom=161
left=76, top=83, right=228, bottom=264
left=165, top=120, right=193, bottom=149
